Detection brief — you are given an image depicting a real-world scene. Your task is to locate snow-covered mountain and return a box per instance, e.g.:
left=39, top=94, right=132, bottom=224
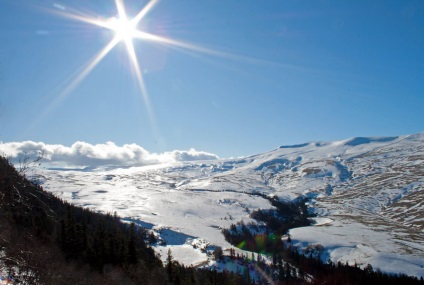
left=37, top=133, right=424, bottom=277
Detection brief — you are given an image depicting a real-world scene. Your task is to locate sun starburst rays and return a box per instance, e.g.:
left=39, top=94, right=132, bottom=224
left=62, top=37, right=121, bottom=100
left=113, top=0, right=136, bottom=42
left=107, top=0, right=152, bottom=114
left=43, top=0, right=160, bottom=134
left=132, top=0, right=159, bottom=26
left=108, top=0, right=157, bottom=132
left=42, top=0, right=253, bottom=139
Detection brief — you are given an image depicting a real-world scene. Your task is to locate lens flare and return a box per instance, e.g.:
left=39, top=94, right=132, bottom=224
left=237, top=240, right=247, bottom=249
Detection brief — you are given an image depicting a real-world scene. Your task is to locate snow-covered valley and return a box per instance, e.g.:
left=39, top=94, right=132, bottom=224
left=36, top=133, right=424, bottom=277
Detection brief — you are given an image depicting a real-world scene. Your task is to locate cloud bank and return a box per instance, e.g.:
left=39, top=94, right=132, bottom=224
left=0, top=141, right=219, bottom=168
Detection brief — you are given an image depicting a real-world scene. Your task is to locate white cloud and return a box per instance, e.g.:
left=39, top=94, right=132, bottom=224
left=0, top=141, right=219, bottom=168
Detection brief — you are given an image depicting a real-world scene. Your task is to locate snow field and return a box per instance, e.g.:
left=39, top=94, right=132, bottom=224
left=38, top=133, right=424, bottom=277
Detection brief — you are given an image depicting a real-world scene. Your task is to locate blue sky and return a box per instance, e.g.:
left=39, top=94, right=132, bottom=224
left=1, top=0, right=423, bottom=159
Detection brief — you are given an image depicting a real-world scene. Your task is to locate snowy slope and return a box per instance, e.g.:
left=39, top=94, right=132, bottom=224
left=37, top=133, right=424, bottom=277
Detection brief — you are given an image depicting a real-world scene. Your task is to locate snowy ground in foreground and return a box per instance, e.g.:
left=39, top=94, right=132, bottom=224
left=36, top=133, right=424, bottom=277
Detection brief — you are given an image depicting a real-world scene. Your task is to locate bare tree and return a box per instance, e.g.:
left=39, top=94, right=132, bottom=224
left=18, top=151, right=44, bottom=176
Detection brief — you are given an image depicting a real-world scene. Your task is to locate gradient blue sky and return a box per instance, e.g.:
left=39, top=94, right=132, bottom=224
left=1, top=0, right=423, bottom=158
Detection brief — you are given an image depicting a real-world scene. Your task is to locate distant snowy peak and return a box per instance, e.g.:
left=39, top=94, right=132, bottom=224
left=341, top=136, right=399, bottom=146
left=270, top=133, right=424, bottom=161
left=276, top=133, right=424, bottom=150
left=279, top=134, right=402, bottom=149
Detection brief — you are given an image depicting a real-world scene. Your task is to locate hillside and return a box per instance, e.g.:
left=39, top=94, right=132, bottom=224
left=0, top=156, right=246, bottom=284
left=36, top=133, right=424, bottom=278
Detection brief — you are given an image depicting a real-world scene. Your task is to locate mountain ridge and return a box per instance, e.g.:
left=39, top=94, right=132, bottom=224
left=38, top=132, right=424, bottom=277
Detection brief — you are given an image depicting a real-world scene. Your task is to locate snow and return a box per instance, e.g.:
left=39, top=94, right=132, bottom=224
left=290, top=219, right=424, bottom=277
left=310, top=217, right=333, bottom=226
left=35, top=133, right=424, bottom=278
left=156, top=244, right=208, bottom=267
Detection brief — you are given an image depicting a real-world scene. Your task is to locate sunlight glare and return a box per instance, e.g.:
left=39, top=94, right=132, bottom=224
left=111, top=16, right=137, bottom=42
left=47, top=0, right=257, bottom=108
left=43, top=0, right=260, bottom=141
left=112, top=0, right=137, bottom=43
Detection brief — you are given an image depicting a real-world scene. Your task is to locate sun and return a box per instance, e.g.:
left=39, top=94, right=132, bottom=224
left=47, top=0, right=161, bottom=126
left=110, top=16, right=137, bottom=43
left=44, top=0, right=241, bottom=137
left=107, top=0, right=148, bottom=46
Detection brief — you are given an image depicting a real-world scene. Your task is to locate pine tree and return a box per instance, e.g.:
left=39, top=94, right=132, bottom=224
left=127, top=222, right=138, bottom=264
left=167, top=249, right=174, bottom=282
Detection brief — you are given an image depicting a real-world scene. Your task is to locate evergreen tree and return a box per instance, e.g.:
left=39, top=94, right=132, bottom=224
left=167, top=248, right=174, bottom=282
left=127, top=222, right=138, bottom=264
